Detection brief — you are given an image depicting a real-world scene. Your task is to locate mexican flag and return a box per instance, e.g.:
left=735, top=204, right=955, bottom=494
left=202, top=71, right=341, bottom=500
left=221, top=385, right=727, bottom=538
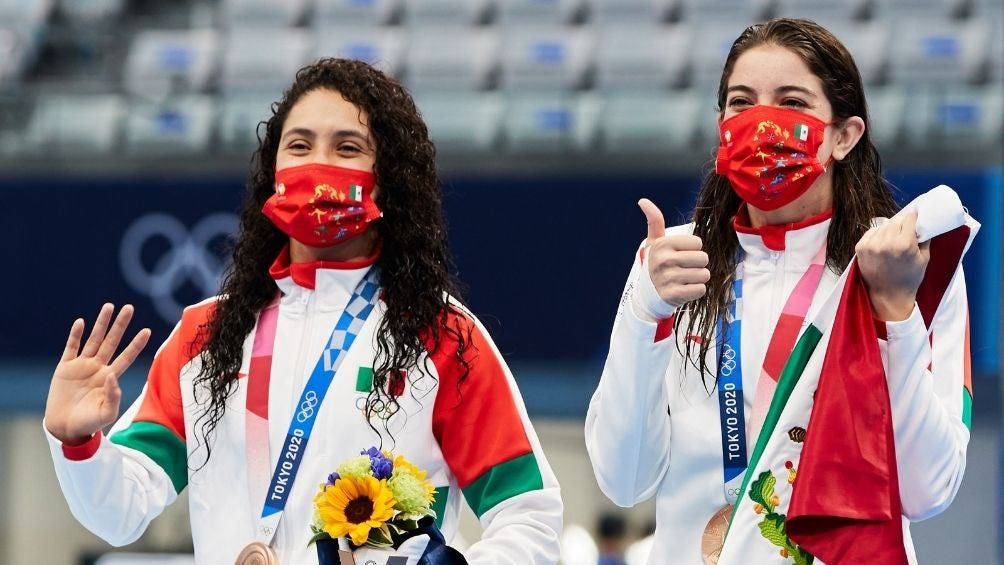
left=349, top=184, right=364, bottom=202
left=718, top=185, right=979, bottom=565
left=794, top=124, right=810, bottom=141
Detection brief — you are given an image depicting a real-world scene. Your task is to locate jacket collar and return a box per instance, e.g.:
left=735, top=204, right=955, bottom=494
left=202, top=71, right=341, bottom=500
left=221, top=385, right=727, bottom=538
left=733, top=203, right=831, bottom=264
left=269, top=242, right=380, bottom=290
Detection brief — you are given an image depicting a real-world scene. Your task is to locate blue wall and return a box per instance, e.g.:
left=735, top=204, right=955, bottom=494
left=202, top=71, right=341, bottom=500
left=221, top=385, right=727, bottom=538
left=1, top=168, right=999, bottom=381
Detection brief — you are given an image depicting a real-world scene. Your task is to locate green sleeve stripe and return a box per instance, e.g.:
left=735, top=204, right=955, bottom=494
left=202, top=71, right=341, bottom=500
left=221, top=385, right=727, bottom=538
left=431, top=486, right=448, bottom=529
left=462, top=452, right=543, bottom=518
left=110, top=421, right=188, bottom=493
left=962, top=387, right=973, bottom=430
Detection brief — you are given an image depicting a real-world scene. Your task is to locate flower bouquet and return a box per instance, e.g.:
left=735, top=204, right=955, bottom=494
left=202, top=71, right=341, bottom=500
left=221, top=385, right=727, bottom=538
left=310, top=447, right=467, bottom=565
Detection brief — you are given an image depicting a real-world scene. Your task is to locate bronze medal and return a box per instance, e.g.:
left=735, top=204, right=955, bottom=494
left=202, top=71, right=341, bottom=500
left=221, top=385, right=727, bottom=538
left=701, top=504, right=733, bottom=565
left=235, top=541, right=279, bottom=565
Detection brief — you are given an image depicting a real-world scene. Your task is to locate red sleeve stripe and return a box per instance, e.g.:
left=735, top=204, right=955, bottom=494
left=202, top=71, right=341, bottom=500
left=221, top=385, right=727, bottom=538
left=132, top=300, right=216, bottom=443
left=427, top=308, right=535, bottom=489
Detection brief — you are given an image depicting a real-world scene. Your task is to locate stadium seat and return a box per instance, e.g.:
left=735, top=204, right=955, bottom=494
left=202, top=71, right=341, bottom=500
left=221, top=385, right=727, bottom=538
left=815, top=20, right=889, bottom=85
left=687, top=85, right=722, bottom=146
left=496, top=0, right=584, bottom=25
left=412, top=90, right=504, bottom=151
left=400, top=0, right=491, bottom=26
left=871, top=0, right=969, bottom=20
left=499, top=26, right=593, bottom=90
left=503, top=92, right=598, bottom=152
left=865, top=85, right=907, bottom=146
left=314, top=26, right=406, bottom=77
left=220, top=0, right=310, bottom=27
left=588, top=0, right=677, bottom=24
left=26, top=94, right=124, bottom=154
left=221, top=28, right=315, bottom=95
left=57, top=0, right=123, bottom=22
left=125, top=96, right=214, bottom=154
left=124, top=30, right=220, bottom=98
left=773, top=0, right=867, bottom=22
left=0, top=0, right=52, bottom=24
left=991, top=13, right=1004, bottom=82
left=888, top=18, right=993, bottom=86
left=690, top=19, right=750, bottom=89
left=600, top=90, right=702, bottom=152
left=928, top=86, right=1004, bottom=145
left=594, top=22, right=691, bottom=91
left=0, top=28, right=33, bottom=87
left=219, top=92, right=277, bottom=153
left=0, top=0, right=50, bottom=87
left=679, top=0, right=770, bottom=24
left=315, top=0, right=400, bottom=26
left=405, top=27, right=499, bottom=91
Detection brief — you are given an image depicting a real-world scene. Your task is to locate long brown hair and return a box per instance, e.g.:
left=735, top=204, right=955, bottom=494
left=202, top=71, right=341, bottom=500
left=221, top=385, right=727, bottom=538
left=678, top=18, right=898, bottom=387
left=191, top=58, right=468, bottom=460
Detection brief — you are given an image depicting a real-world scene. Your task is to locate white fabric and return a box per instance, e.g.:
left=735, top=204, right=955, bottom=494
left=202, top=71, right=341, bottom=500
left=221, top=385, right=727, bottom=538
left=586, top=190, right=973, bottom=564
left=47, top=263, right=562, bottom=565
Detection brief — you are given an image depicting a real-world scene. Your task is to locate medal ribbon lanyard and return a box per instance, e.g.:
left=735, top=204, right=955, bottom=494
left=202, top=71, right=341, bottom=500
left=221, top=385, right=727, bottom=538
left=716, top=245, right=826, bottom=504
left=244, top=268, right=381, bottom=545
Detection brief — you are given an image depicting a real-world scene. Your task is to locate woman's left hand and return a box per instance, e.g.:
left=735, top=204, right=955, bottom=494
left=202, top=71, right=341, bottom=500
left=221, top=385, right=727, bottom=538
left=855, top=210, right=930, bottom=322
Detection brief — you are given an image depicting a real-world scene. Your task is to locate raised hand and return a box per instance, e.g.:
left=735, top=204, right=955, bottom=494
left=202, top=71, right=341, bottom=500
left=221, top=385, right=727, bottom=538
left=639, top=198, right=711, bottom=307
left=44, top=304, right=151, bottom=444
left=856, top=209, right=930, bottom=321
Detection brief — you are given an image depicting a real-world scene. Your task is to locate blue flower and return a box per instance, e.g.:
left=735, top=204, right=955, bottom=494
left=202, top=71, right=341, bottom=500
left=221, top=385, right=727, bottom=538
left=326, top=472, right=341, bottom=486
left=362, top=447, right=394, bottom=480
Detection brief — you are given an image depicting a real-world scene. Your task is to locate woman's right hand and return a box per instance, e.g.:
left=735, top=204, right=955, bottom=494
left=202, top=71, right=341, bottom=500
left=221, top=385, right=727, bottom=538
left=44, top=304, right=151, bottom=445
left=639, top=198, right=711, bottom=307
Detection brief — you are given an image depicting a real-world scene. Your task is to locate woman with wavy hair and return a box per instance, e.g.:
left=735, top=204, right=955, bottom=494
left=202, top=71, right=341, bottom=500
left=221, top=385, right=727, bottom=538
left=44, top=58, right=562, bottom=564
left=586, top=19, right=975, bottom=565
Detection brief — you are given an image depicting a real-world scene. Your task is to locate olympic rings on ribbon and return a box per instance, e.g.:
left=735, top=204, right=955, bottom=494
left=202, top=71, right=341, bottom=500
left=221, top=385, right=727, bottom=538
left=296, top=390, right=320, bottom=423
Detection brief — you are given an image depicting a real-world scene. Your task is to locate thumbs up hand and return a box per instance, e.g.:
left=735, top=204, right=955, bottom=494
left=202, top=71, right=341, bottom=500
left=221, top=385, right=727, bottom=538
left=638, top=198, right=710, bottom=308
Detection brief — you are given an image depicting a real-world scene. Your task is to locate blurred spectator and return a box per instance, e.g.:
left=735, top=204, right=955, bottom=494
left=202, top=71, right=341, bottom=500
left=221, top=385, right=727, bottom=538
left=596, top=513, right=628, bottom=565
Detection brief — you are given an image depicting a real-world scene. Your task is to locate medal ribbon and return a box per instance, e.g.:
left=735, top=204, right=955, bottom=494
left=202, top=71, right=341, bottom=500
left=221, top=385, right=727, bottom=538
left=244, top=268, right=381, bottom=545
left=717, top=244, right=826, bottom=504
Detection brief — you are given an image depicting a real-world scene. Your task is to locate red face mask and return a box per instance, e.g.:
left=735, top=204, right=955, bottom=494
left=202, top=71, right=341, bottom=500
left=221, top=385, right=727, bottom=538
left=715, top=106, right=832, bottom=211
left=263, top=164, right=382, bottom=247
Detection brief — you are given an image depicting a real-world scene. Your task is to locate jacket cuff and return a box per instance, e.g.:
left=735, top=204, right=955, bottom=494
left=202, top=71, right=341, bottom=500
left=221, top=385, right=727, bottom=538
left=43, top=420, right=102, bottom=461
left=630, top=263, right=676, bottom=322
left=884, top=304, right=925, bottom=341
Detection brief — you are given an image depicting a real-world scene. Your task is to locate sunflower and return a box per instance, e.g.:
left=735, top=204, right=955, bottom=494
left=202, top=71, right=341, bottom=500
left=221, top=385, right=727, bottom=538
left=314, top=475, right=396, bottom=546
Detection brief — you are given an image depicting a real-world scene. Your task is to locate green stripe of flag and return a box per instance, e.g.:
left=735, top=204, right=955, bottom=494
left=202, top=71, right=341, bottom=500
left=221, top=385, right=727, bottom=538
left=110, top=421, right=188, bottom=494
left=729, top=324, right=823, bottom=528
left=431, top=486, right=449, bottom=528
left=356, top=367, right=374, bottom=393
left=462, top=452, right=543, bottom=517
left=962, top=388, right=973, bottom=430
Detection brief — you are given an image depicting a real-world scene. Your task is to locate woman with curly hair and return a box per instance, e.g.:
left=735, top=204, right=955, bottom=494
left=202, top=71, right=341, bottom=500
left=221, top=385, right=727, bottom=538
left=43, top=58, right=562, bottom=564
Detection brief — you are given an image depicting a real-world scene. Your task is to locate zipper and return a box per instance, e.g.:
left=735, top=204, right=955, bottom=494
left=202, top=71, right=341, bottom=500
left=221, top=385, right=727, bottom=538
left=769, top=249, right=784, bottom=322
left=291, top=289, right=315, bottom=411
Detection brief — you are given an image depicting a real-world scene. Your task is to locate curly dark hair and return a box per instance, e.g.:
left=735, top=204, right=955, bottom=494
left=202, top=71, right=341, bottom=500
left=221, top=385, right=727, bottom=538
left=677, top=18, right=899, bottom=387
left=190, top=58, right=468, bottom=460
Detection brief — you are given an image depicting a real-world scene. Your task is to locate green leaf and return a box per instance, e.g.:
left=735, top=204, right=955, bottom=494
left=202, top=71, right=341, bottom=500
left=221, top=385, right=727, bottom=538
left=757, top=513, right=788, bottom=548
left=749, top=471, right=777, bottom=510
left=392, top=518, right=420, bottom=531
left=307, top=531, right=332, bottom=546
left=365, top=526, right=394, bottom=549
left=792, top=547, right=815, bottom=565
